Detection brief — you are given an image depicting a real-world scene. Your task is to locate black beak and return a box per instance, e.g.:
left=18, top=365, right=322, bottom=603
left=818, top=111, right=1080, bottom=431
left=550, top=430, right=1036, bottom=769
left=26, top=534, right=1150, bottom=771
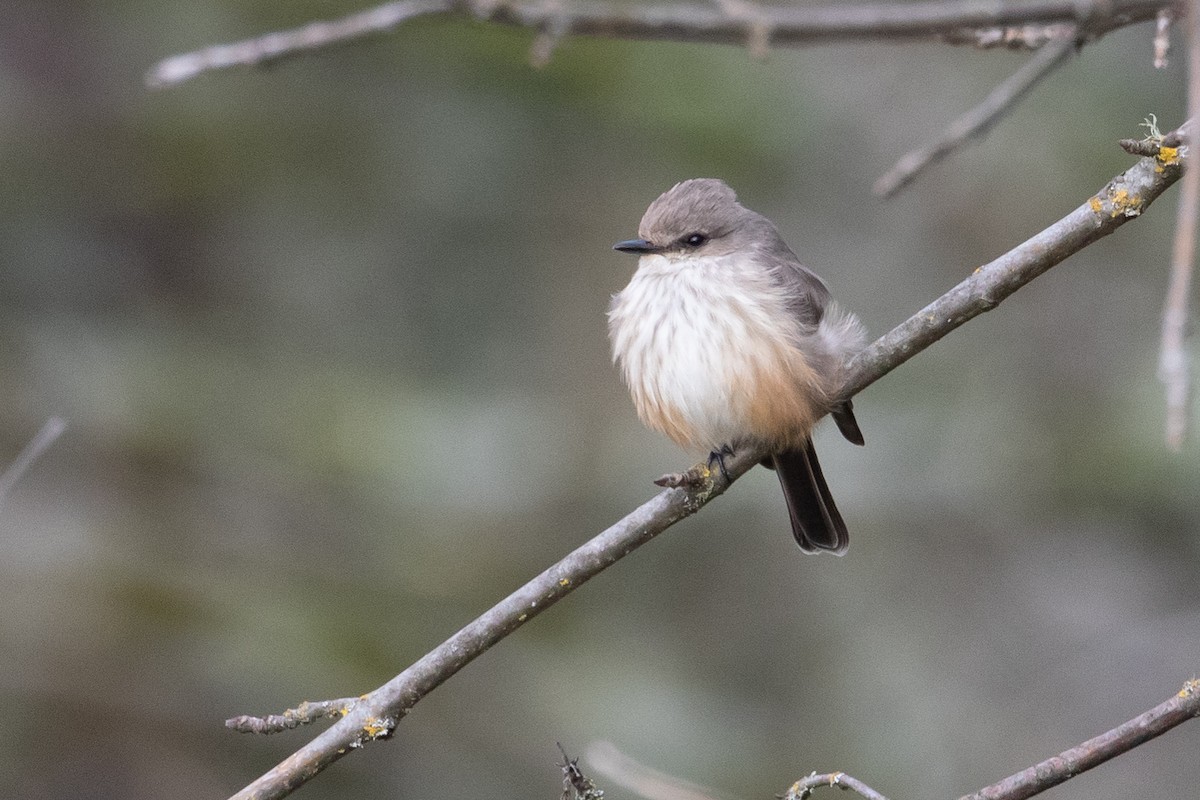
left=613, top=238, right=657, bottom=254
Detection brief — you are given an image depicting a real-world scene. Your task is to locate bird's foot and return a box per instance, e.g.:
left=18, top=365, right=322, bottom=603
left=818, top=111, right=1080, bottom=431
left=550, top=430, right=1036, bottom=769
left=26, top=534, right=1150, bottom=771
left=653, top=445, right=735, bottom=489
left=707, top=444, right=735, bottom=483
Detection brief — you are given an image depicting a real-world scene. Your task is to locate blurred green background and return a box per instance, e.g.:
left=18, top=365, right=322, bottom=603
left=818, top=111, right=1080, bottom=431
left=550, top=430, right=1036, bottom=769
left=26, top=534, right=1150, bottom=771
left=2, top=3, right=1198, bottom=798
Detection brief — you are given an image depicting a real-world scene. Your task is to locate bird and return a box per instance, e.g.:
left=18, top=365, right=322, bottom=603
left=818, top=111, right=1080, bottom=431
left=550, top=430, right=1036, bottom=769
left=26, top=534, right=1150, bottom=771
left=608, top=178, right=866, bottom=554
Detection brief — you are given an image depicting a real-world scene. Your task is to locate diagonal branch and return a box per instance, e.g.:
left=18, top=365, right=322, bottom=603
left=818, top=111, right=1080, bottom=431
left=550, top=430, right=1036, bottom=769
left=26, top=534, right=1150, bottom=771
left=145, top=0, right=1174, bottom=88
left=225, top=126, right=1187, bottom=800
left=957, top=679, right=1200, bottom=800
left=873, top=36, right=1077, bottom=198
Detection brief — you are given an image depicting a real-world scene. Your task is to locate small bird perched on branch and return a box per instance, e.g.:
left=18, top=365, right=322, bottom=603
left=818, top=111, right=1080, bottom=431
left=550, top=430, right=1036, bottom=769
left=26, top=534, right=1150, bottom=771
left=609, top=179, right=866, bottom=554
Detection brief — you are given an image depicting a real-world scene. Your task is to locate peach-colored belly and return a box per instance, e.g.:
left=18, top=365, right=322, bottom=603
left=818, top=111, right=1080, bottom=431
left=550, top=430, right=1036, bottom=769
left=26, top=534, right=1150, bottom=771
left=609, top=257, right=827, bottom=452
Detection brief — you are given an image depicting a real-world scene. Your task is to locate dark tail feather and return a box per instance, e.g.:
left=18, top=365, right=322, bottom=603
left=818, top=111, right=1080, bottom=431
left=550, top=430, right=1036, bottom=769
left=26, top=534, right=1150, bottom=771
left=772, top=439, right=849, bottom=555
left=831, top=400, right=865, bottom=446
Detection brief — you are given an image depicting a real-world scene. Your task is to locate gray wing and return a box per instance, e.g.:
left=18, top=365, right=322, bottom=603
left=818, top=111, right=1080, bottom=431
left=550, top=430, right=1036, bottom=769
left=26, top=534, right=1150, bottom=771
left=755, top=227, right=831, bottom=329
left=756, top=221, right=866, bottom=446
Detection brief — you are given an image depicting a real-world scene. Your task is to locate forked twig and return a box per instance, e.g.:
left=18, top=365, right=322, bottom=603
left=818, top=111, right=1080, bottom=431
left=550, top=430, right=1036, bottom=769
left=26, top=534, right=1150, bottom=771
left=785, top=772, right=890, bottom=800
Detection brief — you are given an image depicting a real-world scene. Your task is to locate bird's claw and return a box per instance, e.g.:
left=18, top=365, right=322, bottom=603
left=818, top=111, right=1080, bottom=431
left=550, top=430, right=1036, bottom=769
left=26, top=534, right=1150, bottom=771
left=707, top=444, right=734, bottom=483
left=654, top=444, right=735, bottom=489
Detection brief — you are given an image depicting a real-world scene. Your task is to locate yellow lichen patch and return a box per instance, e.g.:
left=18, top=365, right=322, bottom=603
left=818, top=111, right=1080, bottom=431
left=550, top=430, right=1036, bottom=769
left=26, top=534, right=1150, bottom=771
left=1179, top=678, right=1200, bottom=697
left=558, top=578, right=570, bottom=587
left=362, top=716, right=391, bottom=739
left=1157, top=145, right=1181, bottom=166
left=1091, top=187, right=1145, bottom=218
left=1109, top=189, right=1143, bottom=217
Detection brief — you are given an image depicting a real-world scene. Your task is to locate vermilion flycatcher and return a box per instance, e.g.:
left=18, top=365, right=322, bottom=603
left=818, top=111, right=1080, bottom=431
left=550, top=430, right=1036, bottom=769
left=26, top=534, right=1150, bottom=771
left=609, top=179, right=866, bottom=554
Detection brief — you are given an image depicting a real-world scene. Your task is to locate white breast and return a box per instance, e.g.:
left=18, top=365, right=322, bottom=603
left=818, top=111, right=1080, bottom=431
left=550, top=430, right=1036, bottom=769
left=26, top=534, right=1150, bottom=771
left=608, top=254, right=823, bottom=451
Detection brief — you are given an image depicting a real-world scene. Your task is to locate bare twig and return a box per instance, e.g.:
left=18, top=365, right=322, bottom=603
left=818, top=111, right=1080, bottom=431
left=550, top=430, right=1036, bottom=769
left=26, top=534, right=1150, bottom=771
left=1155, top=7, right=1175, bottom=66
left=585, top=740, right=739, bottom=800
left=0, top=416, right=67, bottom=512
left=958, top=679, right=1200, bottom=800
left=146, top=0, right=1174, bottom=88
left=784, top=772, right=890, bottom=800
left=226, top=125, right=1187, bottom=800
left=1160, top=4, right=1199, bottom=450
left=146, top=0, right=449, bottom=87
left=227, top=697, right=365, bottom=734
left=873, top=37, right=1077, bottom=198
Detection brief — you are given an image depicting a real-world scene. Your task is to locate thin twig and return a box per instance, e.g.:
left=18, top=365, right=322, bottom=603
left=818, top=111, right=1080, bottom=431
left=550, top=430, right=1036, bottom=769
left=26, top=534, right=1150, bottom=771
left=958, top=679, right=1200, bottom=800
left=1160, top=2, right=1199, bottom=450
left=146, top=0, right=1173, bottom=88
left=0, top=416, right=67, bottom=512
left=146, top=0, right=449, bottom=87
left=226, top=124, right=1188, bottom=800
left=784, top=772, right=890, bottom=800
left=873, top=37, right=1077, bottom=198
left=227, top=697, right=365, bottom=734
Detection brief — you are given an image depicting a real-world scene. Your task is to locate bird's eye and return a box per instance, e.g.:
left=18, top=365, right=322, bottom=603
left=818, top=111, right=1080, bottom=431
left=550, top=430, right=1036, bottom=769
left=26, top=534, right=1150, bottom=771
left=683, top=233, right=707, bottom=247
